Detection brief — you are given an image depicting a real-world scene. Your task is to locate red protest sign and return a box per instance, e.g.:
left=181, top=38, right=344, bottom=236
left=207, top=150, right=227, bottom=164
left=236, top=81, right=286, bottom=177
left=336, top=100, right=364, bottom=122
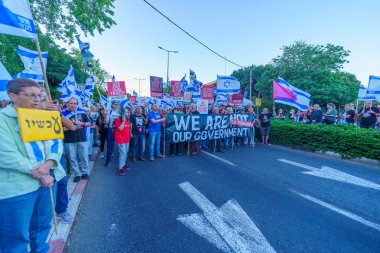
left=107, top=81, right=127, bottom=97
left=170, top=80, right=183, bottom=98
left=150, top=76, right=163, bottom=98
left=201, top=85, right=214, bottom=100
left=232, top=89, right=243, bottom=104
left=129, top=96, right=136, bottom=105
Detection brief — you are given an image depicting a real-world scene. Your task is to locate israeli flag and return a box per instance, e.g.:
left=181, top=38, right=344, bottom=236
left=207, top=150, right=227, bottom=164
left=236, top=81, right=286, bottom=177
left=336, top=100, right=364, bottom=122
left=58, top=65, right=77, bottom=95
left=120, top=98, right=132, bottom=109
left=0, top=61, right=11, bottom=101
left=216, top=93, right=228, bottom=103
left=186, top=69, right=202, bottom=92
left=180, top=74, right=188, bottom=92
left=357, top=85, right=376, bottom=101
left=216, top=75, right=241, bottom=95
left=0, top=0, right=37, bottom=39
left=14, top=46, right=47, bottom=83
left=84, top=76, right=95, bottom=95
left=99, top=94, right=108, bottom=108
left=367, top=75, right=380, bottom=102
left=75, top=35, right=94, bottom=67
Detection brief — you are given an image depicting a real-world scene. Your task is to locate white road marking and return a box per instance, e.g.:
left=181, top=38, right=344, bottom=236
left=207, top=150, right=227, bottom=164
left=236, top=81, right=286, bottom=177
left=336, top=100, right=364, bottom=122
left=178, top=181, right=276, bottom=253
left=291, top=190, right=380, bottom=232
left=201, top=151, right=237, bottom=167
left=278, top=159, right=380, bottom=190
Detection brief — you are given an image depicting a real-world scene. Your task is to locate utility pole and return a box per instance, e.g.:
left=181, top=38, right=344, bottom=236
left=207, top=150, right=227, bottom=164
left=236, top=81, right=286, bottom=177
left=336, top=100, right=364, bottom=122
left=158, top=46, right=178, bottom=94
left=134, top=78, right=145, bottom=97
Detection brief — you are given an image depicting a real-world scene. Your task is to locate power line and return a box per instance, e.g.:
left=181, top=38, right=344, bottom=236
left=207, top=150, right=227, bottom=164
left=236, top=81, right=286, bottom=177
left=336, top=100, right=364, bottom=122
left=142, top=0, right=243, bottom=68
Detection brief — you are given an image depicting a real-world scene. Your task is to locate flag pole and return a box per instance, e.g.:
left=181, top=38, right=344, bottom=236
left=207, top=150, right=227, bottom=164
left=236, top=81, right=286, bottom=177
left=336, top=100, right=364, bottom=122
left=35, top=40, right=51, bottom=100
left=34, top=39, right=58, bottom=235
left=24, top=1, right=58, bottom=234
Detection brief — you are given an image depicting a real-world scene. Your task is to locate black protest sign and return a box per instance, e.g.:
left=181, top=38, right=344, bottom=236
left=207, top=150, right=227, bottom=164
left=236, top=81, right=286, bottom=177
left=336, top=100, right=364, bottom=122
left=165, top=114, right=255, bottom=144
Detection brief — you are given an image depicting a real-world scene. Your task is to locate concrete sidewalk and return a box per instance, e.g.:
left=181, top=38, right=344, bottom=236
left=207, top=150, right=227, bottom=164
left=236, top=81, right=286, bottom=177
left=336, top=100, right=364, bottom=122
left=48, top=149, right=99, bottom=253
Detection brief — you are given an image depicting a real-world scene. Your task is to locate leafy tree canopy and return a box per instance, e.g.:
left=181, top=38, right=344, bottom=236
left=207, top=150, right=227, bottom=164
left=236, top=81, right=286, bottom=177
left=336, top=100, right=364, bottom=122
left=30, top=0, right=116, bottom=43
left=232, top=41, right=361, bottom=108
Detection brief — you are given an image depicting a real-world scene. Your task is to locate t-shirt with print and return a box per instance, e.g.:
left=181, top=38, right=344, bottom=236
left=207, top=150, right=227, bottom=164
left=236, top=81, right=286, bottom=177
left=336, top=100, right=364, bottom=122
left=148, top=111, right=162, bottom=133
left=259, top=113, right=272, bottom=127
left=114, top=118, right=131, bottom=144
left=130, top=114, right=146, bottom=135
left=63, top=111, right=89, bottom=143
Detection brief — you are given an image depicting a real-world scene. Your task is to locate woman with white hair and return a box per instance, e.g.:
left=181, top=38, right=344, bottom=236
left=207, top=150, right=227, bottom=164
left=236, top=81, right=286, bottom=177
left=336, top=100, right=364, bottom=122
left=324, top=103, right=337, bottom=125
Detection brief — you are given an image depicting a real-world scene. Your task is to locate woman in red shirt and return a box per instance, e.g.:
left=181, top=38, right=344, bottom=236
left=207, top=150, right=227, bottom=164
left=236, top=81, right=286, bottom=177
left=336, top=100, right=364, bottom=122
left=114, top=111, right=132, bottom=176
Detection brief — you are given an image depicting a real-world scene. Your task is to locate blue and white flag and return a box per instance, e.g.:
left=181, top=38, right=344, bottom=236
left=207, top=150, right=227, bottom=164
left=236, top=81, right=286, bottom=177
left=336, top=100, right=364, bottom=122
left=99, top=94, right=108, bottom=108
left=216, top=93, right=228, bottom=103
left=180, top=74, right=188, bottom=92
left=112, top=75, right=116, bottom=82
left=57, top=65, right=83, bottom=104
left=13, top=46, right=47, bottom=83
left=185, top=69, right=202, bottom=92
left=357, top=85, right=376, bottom=101
left=133, top=90, right=138, bottom=97
left=0, top=0, right=37, bottom=39
left=367, top=75, right=380, bottom=102
left=0, top=61, right=11, bottom=101
left=216, top=75, right=241, bottom=95
left=75, top=35, right=94, bottom=67
left=57, top=66, right=77, bottom=96
left=84, top=76, right=95, bottom=95
left=120, top=98, right=132, bottom=109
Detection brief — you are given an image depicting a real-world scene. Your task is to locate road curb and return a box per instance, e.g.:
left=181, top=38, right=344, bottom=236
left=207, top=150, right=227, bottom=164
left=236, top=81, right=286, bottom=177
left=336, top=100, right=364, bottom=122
left=48, top=149, right=98, bottom=253
left=272, top=144, right=380, bottom=168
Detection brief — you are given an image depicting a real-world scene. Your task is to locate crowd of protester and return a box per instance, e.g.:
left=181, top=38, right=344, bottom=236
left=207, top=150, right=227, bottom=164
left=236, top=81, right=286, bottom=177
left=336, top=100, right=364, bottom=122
left=0, top=78, right=379, bottom=252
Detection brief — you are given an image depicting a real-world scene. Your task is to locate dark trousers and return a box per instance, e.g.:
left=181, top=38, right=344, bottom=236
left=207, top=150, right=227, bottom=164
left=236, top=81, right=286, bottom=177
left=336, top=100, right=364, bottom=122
left=170, top=143, right=182, bottom=155
left=100, top=129, right=108, bottom=152
left=106, top=128, right=115, bottom=162
left=55, top=176, right=68, bottom=214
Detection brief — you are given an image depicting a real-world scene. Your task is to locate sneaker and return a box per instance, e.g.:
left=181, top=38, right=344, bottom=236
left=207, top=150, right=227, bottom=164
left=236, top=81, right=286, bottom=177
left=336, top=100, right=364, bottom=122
left=74, top=176, right=81, bottom=183
left=100, top=152, right=105, bottom=159
left=191, top=151, right=197, bottom=155
left=81, top=174, right=89, bottom=180
left=118, top=169, right=126, bottom=176
left=105, top=161, right=110, bottom=167
left=170, top=154, right=175, bottom=157
left=57, top=212, right=74, bottom=224
left=122, top=165, right=131, bottom=171
left=157, top=155, right=164, bottom=158
left=88, top=155, right=95, bottom=161
left=132, top=159, right=137, bottom=163
left=140, top=157, right=146, bottom=161
left=177, top=153, right=182, bottom=157
left=149, top=156, right=154, bottom=161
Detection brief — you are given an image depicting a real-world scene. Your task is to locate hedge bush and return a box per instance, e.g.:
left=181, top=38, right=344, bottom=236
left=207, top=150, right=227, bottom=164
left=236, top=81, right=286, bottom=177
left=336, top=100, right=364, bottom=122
left=270, top=120, right=380, bottom=160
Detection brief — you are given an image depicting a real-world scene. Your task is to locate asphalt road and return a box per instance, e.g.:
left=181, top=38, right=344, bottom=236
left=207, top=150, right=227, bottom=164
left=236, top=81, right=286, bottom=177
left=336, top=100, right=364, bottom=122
left=65, top=143, right=380, bottom=253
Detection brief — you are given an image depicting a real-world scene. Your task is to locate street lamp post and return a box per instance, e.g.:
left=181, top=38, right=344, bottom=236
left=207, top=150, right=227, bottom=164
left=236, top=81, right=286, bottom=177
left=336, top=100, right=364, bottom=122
left=158, top=46, right=178, bottom=93
left=134, top=78, right=145, bottom=96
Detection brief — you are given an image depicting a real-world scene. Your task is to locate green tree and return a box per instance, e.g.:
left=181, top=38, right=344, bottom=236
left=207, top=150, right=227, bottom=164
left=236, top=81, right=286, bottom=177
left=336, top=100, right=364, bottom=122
left=30, top=0, right=116, bottom=43
left=232, top=64, right=277, bottom=108
left=0, top=33, right=109, bottom=100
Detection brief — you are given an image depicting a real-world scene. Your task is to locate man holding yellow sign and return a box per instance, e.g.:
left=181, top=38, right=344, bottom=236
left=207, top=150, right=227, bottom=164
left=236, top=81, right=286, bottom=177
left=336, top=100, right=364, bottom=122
left=0, top=78, right=65, bottom=253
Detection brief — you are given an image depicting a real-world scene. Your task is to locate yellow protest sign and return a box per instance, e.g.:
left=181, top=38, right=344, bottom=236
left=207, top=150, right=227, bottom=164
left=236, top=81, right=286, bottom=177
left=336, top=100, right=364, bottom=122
left=255, top=98, right=262, bottom=107
left=17, top=108, right=64, bottom=142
